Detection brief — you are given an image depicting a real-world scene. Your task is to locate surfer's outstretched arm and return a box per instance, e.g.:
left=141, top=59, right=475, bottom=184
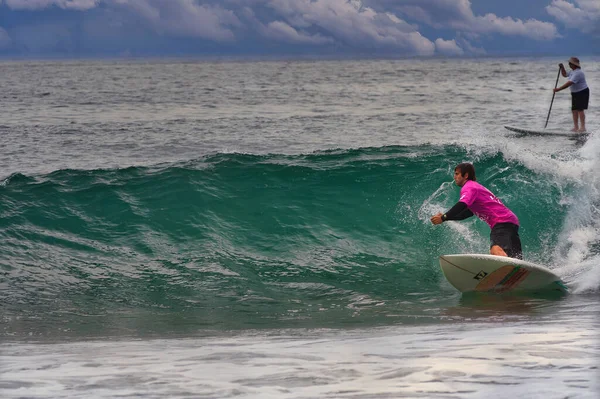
left=430, top=202, right=473, bottom=225
left=442, top=202, right=473, bottom=221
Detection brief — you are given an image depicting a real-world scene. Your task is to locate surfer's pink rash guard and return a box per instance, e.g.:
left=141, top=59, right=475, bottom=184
left=458, top=180, right=519, bottom=228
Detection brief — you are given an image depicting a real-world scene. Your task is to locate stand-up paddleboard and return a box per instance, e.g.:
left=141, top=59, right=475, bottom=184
left=504, top=125, right=589, bottom=138
left=439, top=254, right=568, bottom=294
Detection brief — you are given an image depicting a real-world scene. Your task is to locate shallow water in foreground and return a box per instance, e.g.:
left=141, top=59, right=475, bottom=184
left=2, top=300, right=599, bottom=399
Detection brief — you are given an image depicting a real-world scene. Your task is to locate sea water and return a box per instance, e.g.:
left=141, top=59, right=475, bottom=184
left=1, top=57, right=599, bottom=398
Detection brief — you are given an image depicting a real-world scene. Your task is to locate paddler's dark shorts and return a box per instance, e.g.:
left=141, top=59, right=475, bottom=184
left=490, top=223, right=522, bottom=259
left=572, top=88, right=589, bottom=111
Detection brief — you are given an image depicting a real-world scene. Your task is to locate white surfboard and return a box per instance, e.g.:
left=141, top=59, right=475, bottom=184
left=439, top=254, right=568, bottom=294
left=504, top=125, right=588, bottom=138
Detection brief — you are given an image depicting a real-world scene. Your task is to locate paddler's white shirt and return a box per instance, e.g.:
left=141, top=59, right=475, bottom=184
left=567, top=69, right=588, bottom=93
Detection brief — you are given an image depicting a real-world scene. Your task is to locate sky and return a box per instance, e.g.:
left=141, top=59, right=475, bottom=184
left=0, top=0, right=598, bottom=58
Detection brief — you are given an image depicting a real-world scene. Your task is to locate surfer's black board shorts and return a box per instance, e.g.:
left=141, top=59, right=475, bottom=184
left=490, top=223, right=522, bottom=259
left=572, top=88, right=589, bottom=111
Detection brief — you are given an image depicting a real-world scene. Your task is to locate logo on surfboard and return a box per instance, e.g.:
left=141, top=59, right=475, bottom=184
left=473, top=271, right=488, bottom=280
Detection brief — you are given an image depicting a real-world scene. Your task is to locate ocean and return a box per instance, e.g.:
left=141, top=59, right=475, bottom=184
left=1, top=57, right=599, bottom=398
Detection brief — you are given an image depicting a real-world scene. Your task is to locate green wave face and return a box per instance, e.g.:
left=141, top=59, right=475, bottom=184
left=0, top=145, right=588, bottom=337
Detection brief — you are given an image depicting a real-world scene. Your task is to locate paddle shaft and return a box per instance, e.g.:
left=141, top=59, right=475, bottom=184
left=544, top=67, right=561, bottom=129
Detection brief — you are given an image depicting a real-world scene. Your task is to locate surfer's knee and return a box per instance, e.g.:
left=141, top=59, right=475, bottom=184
left=490, top=245, right=507, bottom=257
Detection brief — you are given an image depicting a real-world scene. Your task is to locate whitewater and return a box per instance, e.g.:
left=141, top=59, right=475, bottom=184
left=0, top=57, right=599, bottom=398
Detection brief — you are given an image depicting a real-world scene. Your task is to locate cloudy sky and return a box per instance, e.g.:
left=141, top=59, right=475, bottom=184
left=0, top=0, right=598, bottom=58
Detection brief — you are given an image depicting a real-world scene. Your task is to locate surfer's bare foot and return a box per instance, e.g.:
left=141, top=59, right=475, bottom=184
left=571, top=128, right=579, bottom=132
left=578, top=128, right=586, bottom=133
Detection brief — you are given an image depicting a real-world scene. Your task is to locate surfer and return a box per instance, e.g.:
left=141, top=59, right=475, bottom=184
left=430, top=163, right=522, bottom=259
left=553, top=57, right=589, bottom=133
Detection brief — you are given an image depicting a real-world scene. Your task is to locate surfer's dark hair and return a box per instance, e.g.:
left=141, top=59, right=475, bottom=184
left=455, top=163, right=476, bottom=181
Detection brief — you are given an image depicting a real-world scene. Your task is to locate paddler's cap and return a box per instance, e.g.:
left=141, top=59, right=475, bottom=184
left=568, top=57, right=580, bottom=67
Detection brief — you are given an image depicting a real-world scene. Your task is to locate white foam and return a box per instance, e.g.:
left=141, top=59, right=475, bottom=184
left=552, top=133, right=600, bottom=292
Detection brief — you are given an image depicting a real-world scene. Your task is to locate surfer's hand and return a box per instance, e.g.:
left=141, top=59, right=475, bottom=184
left=430, top=213, right=444, bottom=225
left=559, top=63, right=564, bottom=68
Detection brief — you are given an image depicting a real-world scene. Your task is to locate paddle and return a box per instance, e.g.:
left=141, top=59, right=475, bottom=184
left=544, top=66, right=561, bottom=129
